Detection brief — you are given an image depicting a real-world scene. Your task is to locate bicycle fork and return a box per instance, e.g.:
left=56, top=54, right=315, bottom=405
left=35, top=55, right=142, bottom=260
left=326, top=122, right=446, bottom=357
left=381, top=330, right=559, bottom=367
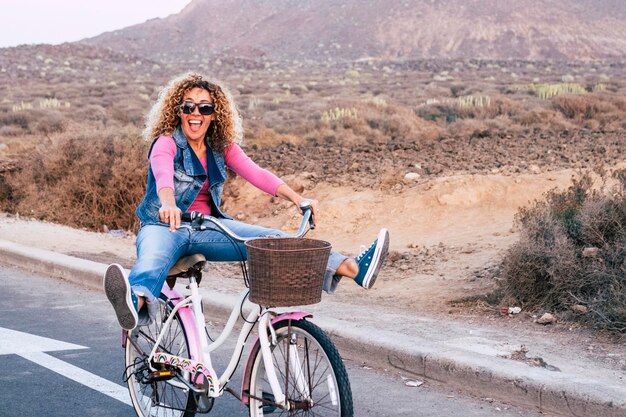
left=257, top=315, right=312, bottom=411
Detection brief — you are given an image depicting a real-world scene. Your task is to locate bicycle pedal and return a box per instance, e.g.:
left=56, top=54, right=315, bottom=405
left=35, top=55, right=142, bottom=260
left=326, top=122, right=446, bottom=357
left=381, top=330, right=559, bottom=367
left=148, top=369, right=176, bottom=382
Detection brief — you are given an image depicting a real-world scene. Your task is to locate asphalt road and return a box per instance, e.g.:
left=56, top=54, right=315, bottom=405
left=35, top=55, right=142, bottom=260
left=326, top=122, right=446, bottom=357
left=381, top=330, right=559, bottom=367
left=0, top=265, right=545, bottom=417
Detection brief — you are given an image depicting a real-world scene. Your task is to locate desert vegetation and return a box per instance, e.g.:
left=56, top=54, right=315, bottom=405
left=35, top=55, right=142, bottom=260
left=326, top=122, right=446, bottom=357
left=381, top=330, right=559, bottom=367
left=1, top=50, right=626, bottom=222
left=499, top=171, right=626, bottom=332
left=1, top=44, right=626, bottom=331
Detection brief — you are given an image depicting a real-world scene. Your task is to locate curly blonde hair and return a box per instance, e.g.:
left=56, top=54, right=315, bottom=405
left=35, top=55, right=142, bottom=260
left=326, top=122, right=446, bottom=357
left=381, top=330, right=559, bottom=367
left=143, top=72, right=243, bottom=151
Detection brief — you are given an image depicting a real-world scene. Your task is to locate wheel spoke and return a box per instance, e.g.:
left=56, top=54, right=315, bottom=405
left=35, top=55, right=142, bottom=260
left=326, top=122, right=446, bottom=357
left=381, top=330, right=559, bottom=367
left=248, top=320, right=352, bottom=417
left=125, top=296, right=195, bottom=417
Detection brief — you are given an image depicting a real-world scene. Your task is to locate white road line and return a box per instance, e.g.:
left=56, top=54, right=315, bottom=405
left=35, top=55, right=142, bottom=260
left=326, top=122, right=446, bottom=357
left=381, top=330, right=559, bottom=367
left=0, top=327, right=86, bottom=355
left=0, top=327, right=132, bottom=407
left=18, top=351, right=132, bottom=406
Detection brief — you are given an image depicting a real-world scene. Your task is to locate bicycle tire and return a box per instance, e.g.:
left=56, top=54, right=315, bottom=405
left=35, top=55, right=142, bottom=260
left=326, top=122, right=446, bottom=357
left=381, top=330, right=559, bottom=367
left=124, top=294, right=197, bottom=417
left=247, top=319, right=353, bottom=417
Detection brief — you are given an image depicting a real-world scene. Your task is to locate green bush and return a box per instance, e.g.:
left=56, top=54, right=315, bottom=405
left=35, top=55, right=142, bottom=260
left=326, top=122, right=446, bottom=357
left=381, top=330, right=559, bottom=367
left=500, top=172, right=626, bottom=332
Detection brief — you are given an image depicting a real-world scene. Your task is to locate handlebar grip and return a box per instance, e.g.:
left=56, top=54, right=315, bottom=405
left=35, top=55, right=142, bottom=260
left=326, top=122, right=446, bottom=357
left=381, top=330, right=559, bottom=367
left=299, top=201, right=316, bottom=230
left=181, top=211, right=200, bottom=223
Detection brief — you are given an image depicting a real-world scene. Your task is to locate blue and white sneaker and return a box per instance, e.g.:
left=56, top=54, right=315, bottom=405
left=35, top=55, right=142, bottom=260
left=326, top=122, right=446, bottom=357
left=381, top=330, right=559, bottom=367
left=103, top=263, right=138, bottom=330
left=354, top=229, right=389, bottom=289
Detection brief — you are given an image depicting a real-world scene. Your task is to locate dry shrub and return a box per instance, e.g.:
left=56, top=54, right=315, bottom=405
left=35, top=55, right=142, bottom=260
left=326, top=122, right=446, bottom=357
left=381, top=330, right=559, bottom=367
left=35, top=111, right=66, bottom=136
left=514, top=108, right=576, bottom=132
left=500, top=172, right=626, bottom=332
left=416, top=96, right=520, bottom=124
left=0, top=112, right=31, bottom=130
left=2, top=126, right=148, bottom=232
left=245, top=127, right=304, bottom=148
left=551, top=94, right=616, bottom=123
left=0, top=125, right=26, bottom=137
left=284, top=99, right=442, bottom=146
left=337, top=100, right=441, bottom=144
left=447, top=119, right=490, bottom=139
left=415, top=104, right=461, bottom=123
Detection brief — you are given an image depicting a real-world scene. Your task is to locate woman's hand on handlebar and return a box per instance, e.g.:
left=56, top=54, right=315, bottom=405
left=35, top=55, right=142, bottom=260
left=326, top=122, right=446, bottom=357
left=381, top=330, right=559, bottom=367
left=276, top=183, right=320, bottom=225
left=159, top=204, right=182, bottom=231
left=299, top=197, right=319, bottom=223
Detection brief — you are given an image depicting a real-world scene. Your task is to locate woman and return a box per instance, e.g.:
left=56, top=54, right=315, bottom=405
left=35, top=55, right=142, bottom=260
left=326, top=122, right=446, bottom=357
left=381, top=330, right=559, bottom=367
left=104, top=72, right=389, bottom=330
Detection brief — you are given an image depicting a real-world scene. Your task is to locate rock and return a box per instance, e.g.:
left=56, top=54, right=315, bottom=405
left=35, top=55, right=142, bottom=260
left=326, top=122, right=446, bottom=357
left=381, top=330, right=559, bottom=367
left=571, top=304, right=588, bottom=314
left=404, top=172, right=420, bottom=182
left=582, top=247, right=599, bottom=258
left=500, top=306, right=521, bottom=316
left=536, top=313, right=557, bottom=325
left=529, top=164, right=541, bottom=174
left=401, top=376, right=424, bottom=387
left=509, top=307, right=522, bottom=315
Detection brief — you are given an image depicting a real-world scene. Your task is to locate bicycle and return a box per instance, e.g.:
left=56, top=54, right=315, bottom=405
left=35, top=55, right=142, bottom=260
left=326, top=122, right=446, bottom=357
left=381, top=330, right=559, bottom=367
left=121, top=202, right=354, bottom=416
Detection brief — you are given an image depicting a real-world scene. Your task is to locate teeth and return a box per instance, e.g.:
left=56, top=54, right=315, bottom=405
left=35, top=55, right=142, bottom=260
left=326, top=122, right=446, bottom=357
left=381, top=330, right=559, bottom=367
left=189, top=120, right=201, bottom=124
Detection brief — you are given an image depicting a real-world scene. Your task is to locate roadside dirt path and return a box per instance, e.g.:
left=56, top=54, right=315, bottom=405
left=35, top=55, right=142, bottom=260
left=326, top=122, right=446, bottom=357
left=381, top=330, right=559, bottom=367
left=0, top=167, right=582, bottom=313
left=3, top=166, right=626, bottom=370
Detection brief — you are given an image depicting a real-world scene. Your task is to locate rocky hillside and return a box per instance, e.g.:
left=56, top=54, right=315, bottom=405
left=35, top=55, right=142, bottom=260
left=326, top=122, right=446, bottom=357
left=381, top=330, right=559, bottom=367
left=84, top=0, right=626, bottom=61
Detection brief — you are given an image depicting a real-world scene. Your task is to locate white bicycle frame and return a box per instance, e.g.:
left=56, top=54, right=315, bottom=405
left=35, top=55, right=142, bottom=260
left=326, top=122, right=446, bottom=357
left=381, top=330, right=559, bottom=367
left=145, top=282, right=307, bottom=409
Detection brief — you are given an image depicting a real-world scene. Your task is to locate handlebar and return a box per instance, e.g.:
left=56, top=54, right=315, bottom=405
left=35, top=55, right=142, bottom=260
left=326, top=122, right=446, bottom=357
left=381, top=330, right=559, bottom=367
left=180, top=201, right=315, bottom=242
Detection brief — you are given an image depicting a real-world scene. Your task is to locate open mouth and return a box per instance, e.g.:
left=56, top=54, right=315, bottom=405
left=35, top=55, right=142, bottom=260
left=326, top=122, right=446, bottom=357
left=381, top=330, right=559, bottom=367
left=188, top=119, right=202, bottom=133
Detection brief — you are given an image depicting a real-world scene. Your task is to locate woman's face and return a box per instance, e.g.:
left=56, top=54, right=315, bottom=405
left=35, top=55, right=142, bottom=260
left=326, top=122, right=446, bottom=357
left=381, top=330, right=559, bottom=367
left=179, top=87, right=215, bottom=143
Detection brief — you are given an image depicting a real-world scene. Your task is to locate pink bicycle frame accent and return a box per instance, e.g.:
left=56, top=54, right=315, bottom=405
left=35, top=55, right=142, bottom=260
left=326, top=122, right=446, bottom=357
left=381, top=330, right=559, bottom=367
left=161, top=285, right=203, bottom=361
left=240, top=311, right=313, bottom=405
left=121, top=286, right=202, bottom=363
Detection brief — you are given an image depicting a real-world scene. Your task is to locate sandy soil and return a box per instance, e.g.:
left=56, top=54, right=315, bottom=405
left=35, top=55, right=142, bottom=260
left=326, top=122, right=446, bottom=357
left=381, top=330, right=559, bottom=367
left=0, top=167, right=590, bottom=314
left=3, top=165, right=626, bottom=370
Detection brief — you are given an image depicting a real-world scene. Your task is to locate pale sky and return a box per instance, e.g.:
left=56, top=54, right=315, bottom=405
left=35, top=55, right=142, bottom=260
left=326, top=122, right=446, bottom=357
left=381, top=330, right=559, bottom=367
left=0, top=0, right=192, bottom=48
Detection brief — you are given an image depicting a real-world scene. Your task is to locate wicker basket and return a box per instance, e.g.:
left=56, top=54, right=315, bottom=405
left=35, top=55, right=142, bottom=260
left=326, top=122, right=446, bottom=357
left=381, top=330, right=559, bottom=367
left=245, top=237, right=332, bottom=307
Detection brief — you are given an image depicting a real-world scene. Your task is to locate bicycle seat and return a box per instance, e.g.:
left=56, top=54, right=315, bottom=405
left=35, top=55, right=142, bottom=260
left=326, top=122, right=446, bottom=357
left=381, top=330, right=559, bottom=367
left=167, top=254, right=207, bottom=277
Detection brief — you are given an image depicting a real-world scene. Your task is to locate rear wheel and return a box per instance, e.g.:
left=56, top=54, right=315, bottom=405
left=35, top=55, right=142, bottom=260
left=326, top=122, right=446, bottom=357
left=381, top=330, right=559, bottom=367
left=124, top=294, right=196, bottom=417
left=248, top=319, right=353, bottom=416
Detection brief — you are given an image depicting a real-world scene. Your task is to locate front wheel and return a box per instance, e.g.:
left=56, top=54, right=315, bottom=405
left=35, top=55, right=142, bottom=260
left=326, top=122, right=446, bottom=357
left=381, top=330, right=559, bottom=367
left=248, top=319, right=353, bottom=416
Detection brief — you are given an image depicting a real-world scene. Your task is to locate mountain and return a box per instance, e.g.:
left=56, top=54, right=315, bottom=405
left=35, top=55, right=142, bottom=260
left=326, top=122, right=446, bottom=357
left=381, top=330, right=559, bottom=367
left=84, top=0, right=626, bottom=62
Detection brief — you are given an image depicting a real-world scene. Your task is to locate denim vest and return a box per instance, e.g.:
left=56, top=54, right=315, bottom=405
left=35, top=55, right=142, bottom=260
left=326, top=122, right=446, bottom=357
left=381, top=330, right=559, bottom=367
left=135, top=126, right=232, bottom=225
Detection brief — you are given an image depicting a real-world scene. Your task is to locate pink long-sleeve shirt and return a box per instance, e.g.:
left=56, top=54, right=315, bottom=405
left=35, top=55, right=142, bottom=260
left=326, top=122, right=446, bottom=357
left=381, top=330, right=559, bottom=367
left=150, top=135, right=284, bottom=215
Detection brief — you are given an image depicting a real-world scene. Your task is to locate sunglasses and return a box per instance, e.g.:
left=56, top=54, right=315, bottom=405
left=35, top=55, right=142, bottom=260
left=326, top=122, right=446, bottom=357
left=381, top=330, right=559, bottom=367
left=180, top=101, right=215, bottom=116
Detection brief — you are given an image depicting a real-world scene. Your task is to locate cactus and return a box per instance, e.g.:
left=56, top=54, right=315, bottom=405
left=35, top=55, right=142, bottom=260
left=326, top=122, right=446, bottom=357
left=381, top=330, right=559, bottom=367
left=321, top=107, right=358, bottom=122
left=39, top=98, right=63, bottom=109
left=11, top=102, right=33, bottom=112
left=248, top=96, right=261, bottom=110
left=422, top=95, right=491, bottom=108
left=530, top=83, right=586, bottom=100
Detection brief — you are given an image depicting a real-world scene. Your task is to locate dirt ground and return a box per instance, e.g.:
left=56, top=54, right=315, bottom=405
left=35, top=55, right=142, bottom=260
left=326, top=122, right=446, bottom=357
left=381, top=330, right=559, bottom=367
left=3, top=163, right=626, bottom=370
left=0, top=166, right=602, bottom=314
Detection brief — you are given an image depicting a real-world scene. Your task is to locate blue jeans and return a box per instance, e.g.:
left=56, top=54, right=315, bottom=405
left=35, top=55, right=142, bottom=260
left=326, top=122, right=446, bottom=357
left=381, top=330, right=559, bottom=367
left=129, top=220, right=347, bottom=299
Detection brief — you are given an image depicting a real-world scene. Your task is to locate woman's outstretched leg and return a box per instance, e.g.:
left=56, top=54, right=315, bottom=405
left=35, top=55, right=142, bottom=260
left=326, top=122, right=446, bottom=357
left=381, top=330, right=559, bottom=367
left=104, top=225, right=189, bottom=330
